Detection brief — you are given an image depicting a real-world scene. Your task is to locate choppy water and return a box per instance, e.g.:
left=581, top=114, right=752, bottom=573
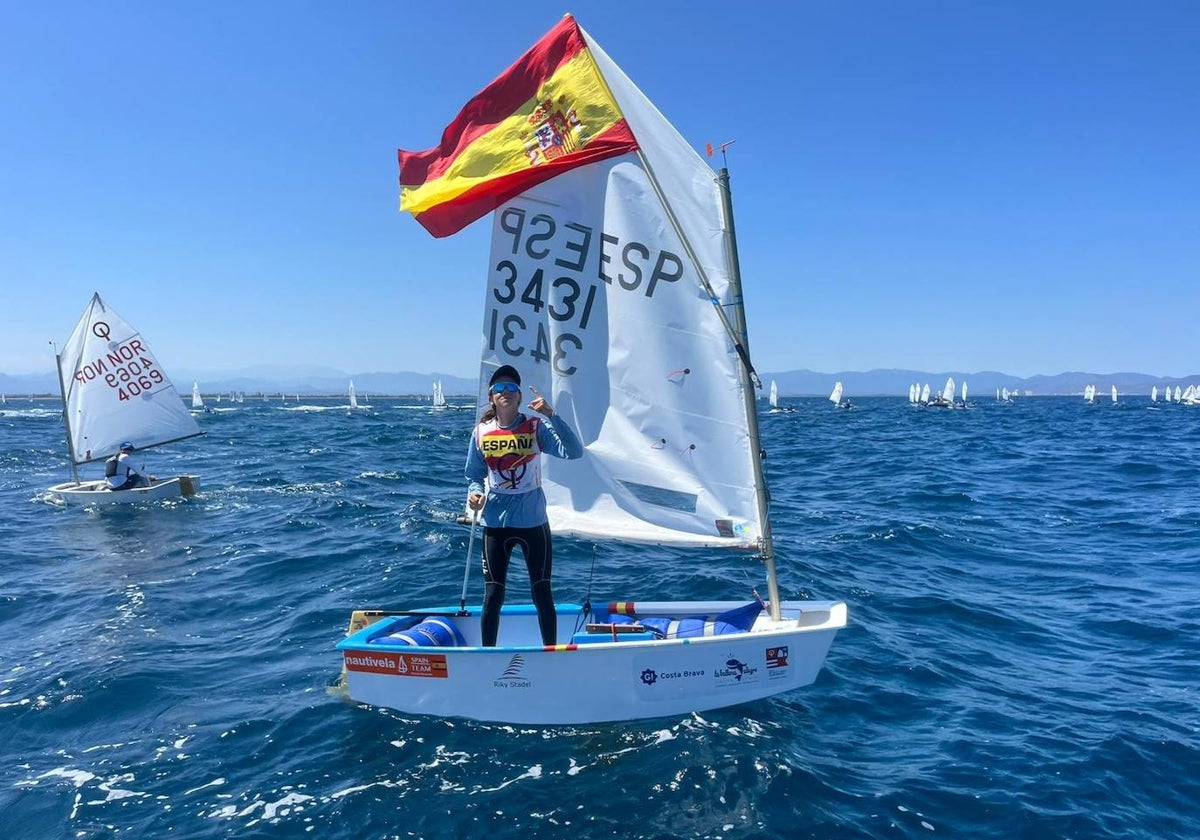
left=1, top=396, right=1197, bottom=839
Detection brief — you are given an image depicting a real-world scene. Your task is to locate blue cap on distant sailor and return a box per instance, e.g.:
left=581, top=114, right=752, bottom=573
left=120, top=441, right=134, bottom=451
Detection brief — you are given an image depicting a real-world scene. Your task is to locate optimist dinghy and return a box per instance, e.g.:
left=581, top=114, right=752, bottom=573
left=338, top=15, right=845, bottom=725
left=49, top=293, right=202, bottom=504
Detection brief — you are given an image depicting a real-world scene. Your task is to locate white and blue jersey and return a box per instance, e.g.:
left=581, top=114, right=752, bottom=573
left=465, top=412, right=583, bottom=528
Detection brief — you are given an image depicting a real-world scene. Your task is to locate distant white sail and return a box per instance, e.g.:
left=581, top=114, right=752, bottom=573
left=909, top=384, right=917, bottom=403
left=1151, top=385, right=1158, bottom=402
left=349, top=380, right=359, bottom=409
left=432, top=379, right=447, bottom=409
left=829, top=381, right=843, bottom=405
left=960, top=381, right=968, bottom=403
left=57, top=293, right=202, bottom=464
left=941, top=377, right=954, bottom=404
left=1111, top=385, right=1118, bottom=403
left=191, top=382, right=204, bottom=410
left=920, top=384, right=930, bottom=404
left=769, top=379, right=778, bottom=409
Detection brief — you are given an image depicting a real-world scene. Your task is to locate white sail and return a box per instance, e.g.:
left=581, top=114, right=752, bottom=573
left=348, top=380, right=359, bottom=409
left=960, top=381, right=968, bottom=402
left=941, top=377, right=955, bottom=404
left=921, top=383, right=931, bottom=404
left=770, top=379, right=778, bottom=409
left=829, top=381, right=843, bottom=405
left=432, top=379, right=447, bottom=408
left=191, top=382, right=204, bottom=410
left=1151, top=385, right=1158, bottom=402
left=1111, top=385, right=1118, bottom=403
left=57, top=293, right=201, bottom=464
left=1175, top=386, right=1182, bottom=402
left=477, top=45, right=764, bottom=548
left=1002, top=387, right=1010, bottom=401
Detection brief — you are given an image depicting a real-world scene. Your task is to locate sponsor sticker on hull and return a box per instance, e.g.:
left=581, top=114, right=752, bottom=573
left=766, top=645, right=790, bottom=680
left=344, top=650, right=448, bottom=678
left=713, top=656, right=760, bottom=688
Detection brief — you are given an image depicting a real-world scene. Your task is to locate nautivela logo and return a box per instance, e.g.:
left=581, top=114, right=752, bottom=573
left=343, top=651, right=448, bottom=678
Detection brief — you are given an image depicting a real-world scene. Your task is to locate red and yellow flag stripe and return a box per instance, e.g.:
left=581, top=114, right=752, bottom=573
left=398, top=15, right=638, bottom=238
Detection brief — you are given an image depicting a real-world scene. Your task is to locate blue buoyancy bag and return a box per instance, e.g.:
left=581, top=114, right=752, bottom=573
left=638, top=602, right=763, bottom=639
left=374, top=617, right=466, bottom=647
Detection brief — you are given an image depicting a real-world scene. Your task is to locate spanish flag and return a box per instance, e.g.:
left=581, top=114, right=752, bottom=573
left=398, top=15, right=638, bottom=238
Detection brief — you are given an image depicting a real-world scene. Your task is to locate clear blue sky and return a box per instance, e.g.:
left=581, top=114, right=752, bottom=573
left=3, top=1, right=1196, bottom=379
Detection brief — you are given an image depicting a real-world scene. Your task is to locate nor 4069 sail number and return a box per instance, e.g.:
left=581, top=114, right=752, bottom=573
left=103, top=356, right=164, bottom=400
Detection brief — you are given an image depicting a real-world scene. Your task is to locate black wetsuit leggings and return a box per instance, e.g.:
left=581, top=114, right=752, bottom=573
left=481, top=523, right=555, bottom=647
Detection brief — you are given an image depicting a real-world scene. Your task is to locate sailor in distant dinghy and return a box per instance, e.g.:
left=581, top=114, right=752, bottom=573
left=105, top=441, right=155, bottom=490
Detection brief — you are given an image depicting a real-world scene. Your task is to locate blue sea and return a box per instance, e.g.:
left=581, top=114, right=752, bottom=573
left=2, top=395, right=1196, bottom=839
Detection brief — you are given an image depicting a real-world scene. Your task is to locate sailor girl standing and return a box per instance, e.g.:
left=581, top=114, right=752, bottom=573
left=465, top=365, right=583, bottom=646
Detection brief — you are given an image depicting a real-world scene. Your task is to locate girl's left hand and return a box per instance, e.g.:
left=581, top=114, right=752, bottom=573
left=527, top=386, right=554, bottom=418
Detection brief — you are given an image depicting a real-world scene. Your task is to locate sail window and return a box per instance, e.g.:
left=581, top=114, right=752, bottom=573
left=618, top=480, right=697, bottom=513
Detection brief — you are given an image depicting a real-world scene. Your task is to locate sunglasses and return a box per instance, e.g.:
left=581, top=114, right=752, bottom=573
left=490, top=382, right=520, bottom=394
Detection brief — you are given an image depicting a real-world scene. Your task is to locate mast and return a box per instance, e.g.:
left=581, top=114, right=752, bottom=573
left=52, top=345, right=80, bottom=484
left=716, top=167, right=781, bottom=619
left=624, top=138, right=781, bottom=607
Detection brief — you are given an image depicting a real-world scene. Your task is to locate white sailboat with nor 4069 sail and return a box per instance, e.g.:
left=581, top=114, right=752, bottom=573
left=337, top=15, right=846, bottom=725
left=49, top=293, right=203, bottom=504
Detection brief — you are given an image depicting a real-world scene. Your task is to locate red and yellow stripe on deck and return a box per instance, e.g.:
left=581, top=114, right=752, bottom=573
left=397, top=14, right=638, bottom=238
left=609, top=601, right=638, bottom=616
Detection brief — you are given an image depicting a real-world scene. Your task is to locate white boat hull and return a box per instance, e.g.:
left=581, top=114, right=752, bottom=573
left=49, top=476, right=200, bottom=505
left=338, top=600, right=845, bottom=724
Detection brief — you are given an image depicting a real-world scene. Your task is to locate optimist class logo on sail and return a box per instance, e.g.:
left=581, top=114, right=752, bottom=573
left=486, top=201, right=685, bottom=377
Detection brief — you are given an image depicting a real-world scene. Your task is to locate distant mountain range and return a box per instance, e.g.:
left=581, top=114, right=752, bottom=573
left=762, top=369, right=1198, bottom=397
left=1, top=365, right=1195, bottom=398
left=0, top=366, right=479, bottom=397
